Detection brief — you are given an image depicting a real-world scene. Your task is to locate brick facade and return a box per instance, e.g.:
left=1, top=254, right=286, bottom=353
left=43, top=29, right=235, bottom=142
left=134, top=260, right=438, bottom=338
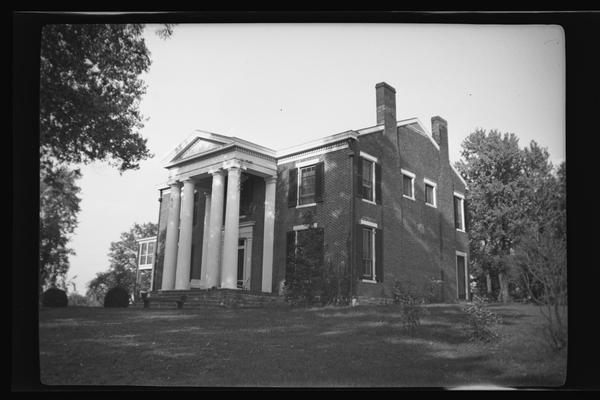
left=153, top=82, right=469, bottom=303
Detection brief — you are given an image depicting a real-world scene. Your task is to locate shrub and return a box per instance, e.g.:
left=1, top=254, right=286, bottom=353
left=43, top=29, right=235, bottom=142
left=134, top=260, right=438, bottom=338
left=463, top=295, right=503, bottom=342
left=103, top=286, right=130, bottom=308
left=42, top=287, right=68, bottom=307
left=393, top=280, right=428, bottom=330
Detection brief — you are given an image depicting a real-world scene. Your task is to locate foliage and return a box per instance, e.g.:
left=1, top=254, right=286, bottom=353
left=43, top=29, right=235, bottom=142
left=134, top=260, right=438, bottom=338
left=284, top=228, right=324, bottom=306
left=40, top=24, right=159, bottom=172
left=463, top=295, right=503, bottom=342
left=38, top=24, right=174, bottom=297
left=103, top=286, right=130, bottom=308
left=68, top=292, right=101, bottom=307
left=42, top=288, right=68, bottom=307
left=87, top=222, right=157, bottom=302
left=320, top=259, right=352, bottom=306
left=455, top=130, right=562, bottom=303
left=513, top=164, right=567, bottom=350
left=39, top=165, right=81, bottom=294
left=392, top=280, right=429, bottom=330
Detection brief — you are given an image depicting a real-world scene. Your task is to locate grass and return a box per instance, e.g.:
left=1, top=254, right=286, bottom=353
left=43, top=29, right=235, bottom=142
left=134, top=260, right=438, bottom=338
left=39, top=302, right=566, bottom=388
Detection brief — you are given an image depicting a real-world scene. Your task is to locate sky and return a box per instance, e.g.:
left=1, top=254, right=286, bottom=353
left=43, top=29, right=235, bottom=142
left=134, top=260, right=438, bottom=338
left=64, top=23, right=565, bottom=295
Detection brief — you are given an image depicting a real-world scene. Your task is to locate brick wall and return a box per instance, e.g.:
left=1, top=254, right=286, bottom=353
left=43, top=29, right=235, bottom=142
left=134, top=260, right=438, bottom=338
left=272, top=143, right=354, bottom=293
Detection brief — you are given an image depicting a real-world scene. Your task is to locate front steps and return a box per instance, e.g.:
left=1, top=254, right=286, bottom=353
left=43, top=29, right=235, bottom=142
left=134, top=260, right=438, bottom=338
left=131, top=288, right=286, bottom=309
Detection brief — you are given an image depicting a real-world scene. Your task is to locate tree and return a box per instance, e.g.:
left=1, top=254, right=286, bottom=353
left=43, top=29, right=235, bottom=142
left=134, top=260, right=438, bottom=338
left=40, top=24, right=175, bottom=172
left=514, top=162, right=567, bottom=350
left=455, top=130, right=556, bottom=302
left=39, top=24, right=174, bottom=296
left=87, top=222, right=157, bottom=302
left=39, top=165, right=81, bottom=294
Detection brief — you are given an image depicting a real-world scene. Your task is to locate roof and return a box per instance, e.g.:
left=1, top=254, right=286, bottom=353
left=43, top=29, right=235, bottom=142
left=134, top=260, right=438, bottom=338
left=162, top=118, right=468, bottom=189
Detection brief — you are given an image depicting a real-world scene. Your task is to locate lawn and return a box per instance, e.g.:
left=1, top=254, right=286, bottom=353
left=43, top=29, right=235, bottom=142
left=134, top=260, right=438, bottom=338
left=39, top=302, right=566, bottom=388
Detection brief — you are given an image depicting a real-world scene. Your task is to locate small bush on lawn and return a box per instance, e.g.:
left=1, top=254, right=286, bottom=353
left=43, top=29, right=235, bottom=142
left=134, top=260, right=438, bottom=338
left=42, top=288, right=68, bottom=307
left=464, top=295, right=503, bottom=342
left=103, top=286, right=130, bottom=308
left=393, top=280, right=429, bottom=330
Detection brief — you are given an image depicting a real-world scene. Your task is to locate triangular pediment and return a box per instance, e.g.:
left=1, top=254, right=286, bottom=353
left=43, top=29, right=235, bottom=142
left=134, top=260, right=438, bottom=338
left=176, top=138, right=223, bottom=161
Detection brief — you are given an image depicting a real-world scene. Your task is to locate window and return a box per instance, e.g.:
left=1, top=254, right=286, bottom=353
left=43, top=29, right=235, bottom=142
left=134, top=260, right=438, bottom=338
left=454, top=193, right=465, bottom=231
left=361, top=159, right=374, bottom=201
left=138, top=240, right=155, bottom=268
left=288, top=161, right=324, bottom=207
left=401, top=169, right=415, bottom=200
left=424, top=179, right=437, bottom=207
left=362, top=227, right=375, bottom=280
left=299, top=165, right=316, bottom=205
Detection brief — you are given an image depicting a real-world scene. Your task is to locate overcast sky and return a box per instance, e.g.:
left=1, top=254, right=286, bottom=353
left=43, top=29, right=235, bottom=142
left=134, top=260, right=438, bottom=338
left=64, top=23, right=565, bottom=295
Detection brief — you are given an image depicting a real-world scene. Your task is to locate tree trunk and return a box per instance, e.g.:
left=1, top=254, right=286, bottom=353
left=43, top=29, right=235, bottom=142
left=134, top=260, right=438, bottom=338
left=497, top=272, right=511, bottom=303
left=486, top=273, right=493, bottom=295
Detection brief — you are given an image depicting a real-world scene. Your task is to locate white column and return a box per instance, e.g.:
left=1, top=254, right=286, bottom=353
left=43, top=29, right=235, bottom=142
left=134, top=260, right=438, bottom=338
left=200, top=191, right=211, bottom=287
left=161, top=182, right=181, bottom=290
left=204, top=170, right=226, bottom=288
left=261, top=176, right=277, bottom=293
left=221, top=166, right=242, bottom=289
left=174, top=178, right=195, bottom=290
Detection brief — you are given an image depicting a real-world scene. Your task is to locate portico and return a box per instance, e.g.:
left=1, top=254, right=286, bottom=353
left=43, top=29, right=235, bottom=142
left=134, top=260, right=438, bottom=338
left=155, top=131, right=278, bottom=293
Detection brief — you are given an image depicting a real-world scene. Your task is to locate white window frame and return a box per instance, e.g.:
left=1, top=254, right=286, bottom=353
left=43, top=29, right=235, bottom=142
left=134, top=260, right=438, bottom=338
left=138, top=238, right=157, bottom=270
left=360, top=152, right=377, bottom=205
left=359, top=221, right=377, bottom=283
left=401, top=169, right=416, bottom=201
left=453, top=191, right=466, bottom=232
left=424, top=178, right=437, bottom=208
left=295, top=160, right=319, bottom=208
left=456, top=251, right=469, bottom=300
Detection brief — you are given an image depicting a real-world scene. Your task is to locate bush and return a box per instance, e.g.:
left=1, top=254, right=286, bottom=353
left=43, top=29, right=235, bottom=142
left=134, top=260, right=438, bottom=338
left=103, top=286, right=130, bottom=308
left=463, top=295, right=503, bottom=342
left=393, top=280, right=428, bottom=330
left=42, top=287, right=68, bottom=307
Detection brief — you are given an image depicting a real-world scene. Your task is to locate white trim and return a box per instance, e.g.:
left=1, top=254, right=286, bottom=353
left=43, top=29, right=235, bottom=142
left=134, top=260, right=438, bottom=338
left=453, top=192, right=466, bottom=232
left=295, top=158, right=320, bottom=168
left=401, top=169, right=416, bottom=200
left=451, top=164, right=469, bottom=190
left=361, top=279, right=378, bottom=284
left=361, top=198, right=377, bottom=206
left=455, top=251, right=469, bottom=300
left=359, top=151, right=378, bottom=163
left=359, top=219, right=378, bottom=229
left=276, top=130, right=357, bottom=159
left=296, top=202, right=317, bottom=209
left=277, top=141, right=349, bottom=165
left=293, top=223, right=318, bottom=231
left=400, top=168, right=415, bottom=178
left=424, top=178, right=437, bottom=208
left=357, top=124, right=384, bottom=136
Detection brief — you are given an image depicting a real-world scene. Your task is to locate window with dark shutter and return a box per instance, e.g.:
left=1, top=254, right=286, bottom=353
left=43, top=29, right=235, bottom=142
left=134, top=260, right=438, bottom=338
left=375, top=163, right=382, bottom=204
left=356, top=157, right=363, bottom=199
left=314, top=162, right=324, bottom=203
left=361, top=160, right=374, bottom=201
left=288, top=168, right=298, bottom=208
left=375, top=228, right=383, bottom=282
left=361, top=228, right=374, bottom=279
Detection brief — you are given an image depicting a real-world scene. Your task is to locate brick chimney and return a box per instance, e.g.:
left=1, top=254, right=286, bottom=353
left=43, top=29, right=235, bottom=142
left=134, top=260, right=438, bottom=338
left=431, top=116, right=449, bottom=163
left=376, top=82, right=397, bottom=134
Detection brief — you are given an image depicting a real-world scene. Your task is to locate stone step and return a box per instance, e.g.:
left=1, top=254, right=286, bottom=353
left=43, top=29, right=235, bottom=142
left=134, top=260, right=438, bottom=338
left=132, top=288, right=287, bottom=309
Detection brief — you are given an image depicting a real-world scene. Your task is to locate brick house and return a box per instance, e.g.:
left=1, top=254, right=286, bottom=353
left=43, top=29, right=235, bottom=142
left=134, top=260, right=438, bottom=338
left=150, top=82, right=469, bottom=304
